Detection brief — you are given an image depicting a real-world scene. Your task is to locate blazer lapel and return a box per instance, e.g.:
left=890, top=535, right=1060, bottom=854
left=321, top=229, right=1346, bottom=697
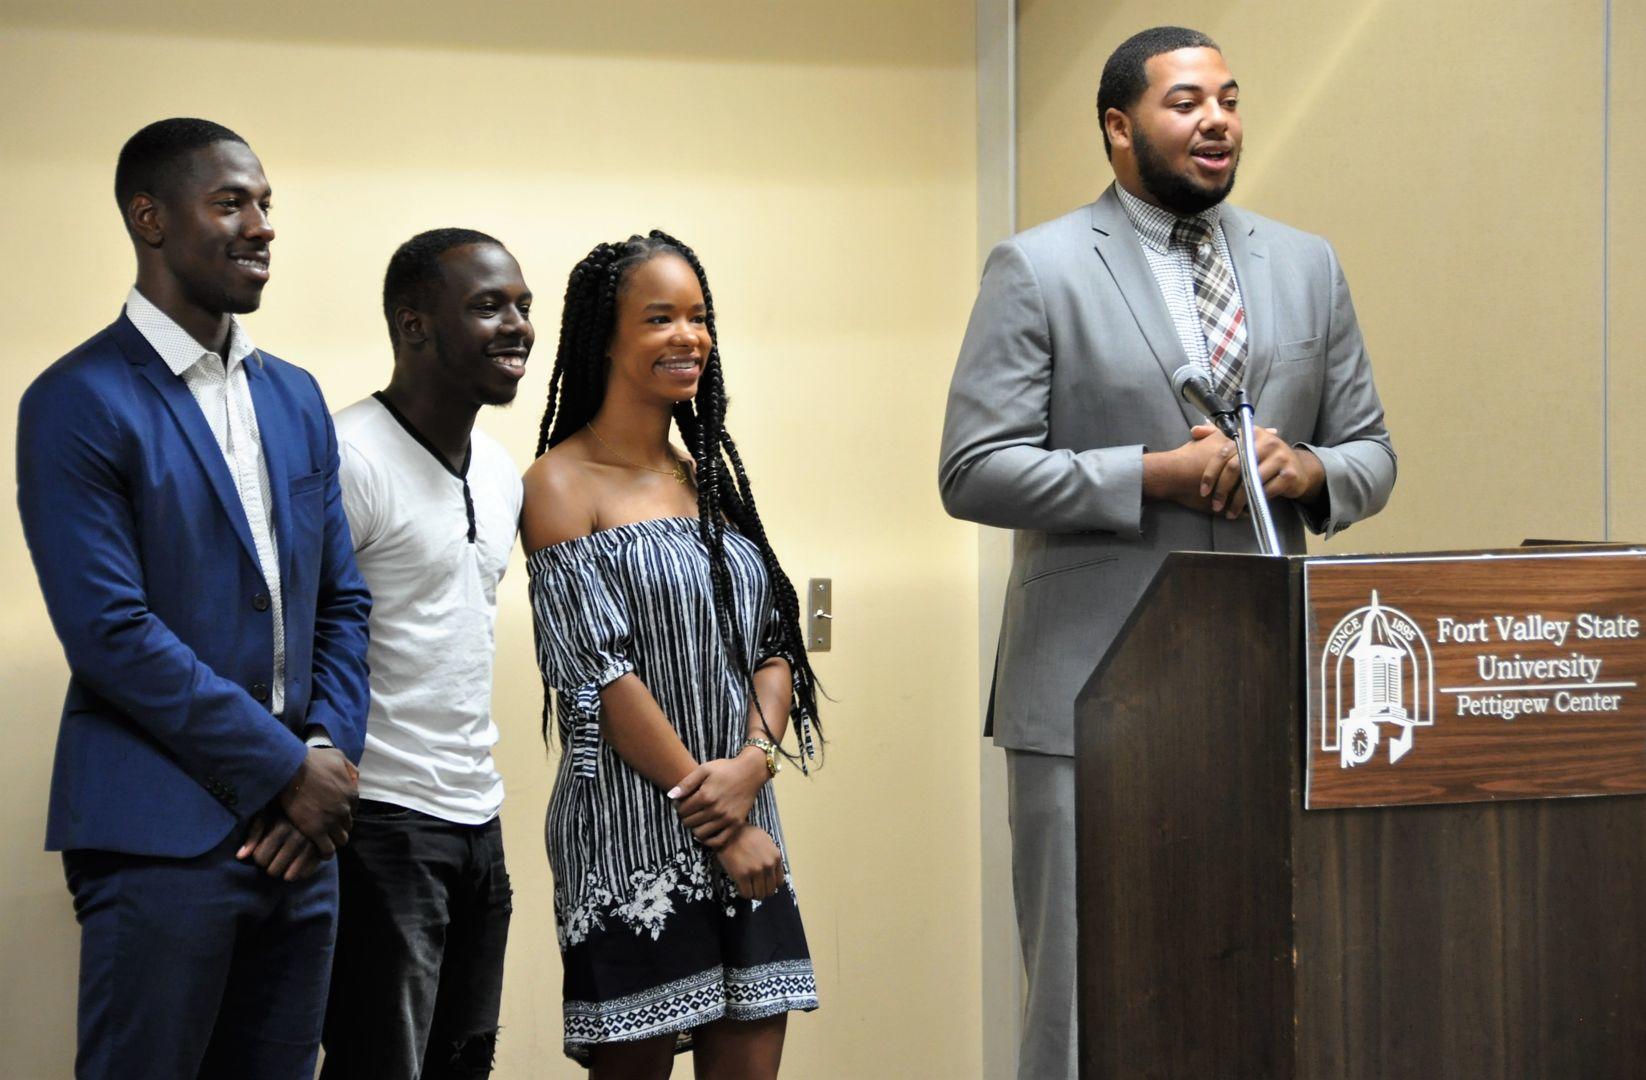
left=1221, top=206, right=1276, bottom=407
left=115, top=315, right=262, bottom=569
left=244, top=354, right=297, bottom=596
left=1088, top=188, right=1203, bottom=430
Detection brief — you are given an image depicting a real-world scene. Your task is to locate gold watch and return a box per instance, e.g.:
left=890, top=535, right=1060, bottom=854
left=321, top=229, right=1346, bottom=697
left=743, top=737, right=782, bottom=778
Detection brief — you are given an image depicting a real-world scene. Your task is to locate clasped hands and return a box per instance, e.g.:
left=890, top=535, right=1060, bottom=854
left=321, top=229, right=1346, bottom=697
left=237, top=746, right=358, bottom=882
left=1168, top=423, right=1324, bottom=519
left=669, top=749, right=783, bottom=901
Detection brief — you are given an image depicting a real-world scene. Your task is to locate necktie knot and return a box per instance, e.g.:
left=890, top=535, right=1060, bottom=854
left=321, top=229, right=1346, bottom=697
left=1171, top=217, right=1215, bottom=253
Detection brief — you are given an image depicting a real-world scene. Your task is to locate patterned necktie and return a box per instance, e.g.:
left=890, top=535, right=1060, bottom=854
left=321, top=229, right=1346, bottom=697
left=1171, top=218, right=1247, bottom=398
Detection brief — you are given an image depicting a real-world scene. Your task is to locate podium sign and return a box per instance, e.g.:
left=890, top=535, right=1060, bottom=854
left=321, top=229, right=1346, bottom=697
left=1080, top=547, right=1646, bottom=1078
left=1304, top=547, right=1646, bottom=809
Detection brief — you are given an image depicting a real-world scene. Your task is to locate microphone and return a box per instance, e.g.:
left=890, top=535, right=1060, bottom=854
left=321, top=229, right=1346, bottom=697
left=1170, top=364, right=1238, bottom=438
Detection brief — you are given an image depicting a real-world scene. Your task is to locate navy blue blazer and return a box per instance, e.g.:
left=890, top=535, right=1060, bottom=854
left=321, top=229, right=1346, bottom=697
left=16, top=311, right=372, bottom=858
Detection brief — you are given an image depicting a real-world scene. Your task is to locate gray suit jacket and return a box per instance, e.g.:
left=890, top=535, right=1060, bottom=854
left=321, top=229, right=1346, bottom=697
left=940, top=185, right=1396, bottom=756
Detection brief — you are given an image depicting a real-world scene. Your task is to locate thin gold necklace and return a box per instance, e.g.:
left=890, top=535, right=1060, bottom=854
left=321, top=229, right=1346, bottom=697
left=587, top=422, right=689, bottom=485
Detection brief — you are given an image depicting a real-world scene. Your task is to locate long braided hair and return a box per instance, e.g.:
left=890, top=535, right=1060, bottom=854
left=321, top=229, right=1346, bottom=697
left=535, top=231, right=823, bottom=772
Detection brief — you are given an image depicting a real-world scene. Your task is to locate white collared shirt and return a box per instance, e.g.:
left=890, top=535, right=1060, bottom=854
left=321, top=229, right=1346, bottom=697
left=1115, top=183, right=1246, bottom=383
left=124, top=287, right=287, bottom=717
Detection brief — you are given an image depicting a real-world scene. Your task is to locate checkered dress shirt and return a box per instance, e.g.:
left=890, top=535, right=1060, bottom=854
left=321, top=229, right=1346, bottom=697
left=1115, top=183, right=1246, bottom=387
left=125, top=288, right=287, bottom=717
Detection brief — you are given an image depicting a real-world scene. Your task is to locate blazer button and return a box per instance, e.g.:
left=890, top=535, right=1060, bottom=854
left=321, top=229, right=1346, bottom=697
left=251, top=682, right=269, bottom=702
left=252, top=592, right=270, bottom=612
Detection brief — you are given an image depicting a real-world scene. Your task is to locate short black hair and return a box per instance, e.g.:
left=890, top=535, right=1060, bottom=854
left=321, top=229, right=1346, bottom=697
left=114, top=118, right=248, bottom=212
left=1096, top=26, right=1220, bottom=158
left=382, top=227, right=505, bottom=344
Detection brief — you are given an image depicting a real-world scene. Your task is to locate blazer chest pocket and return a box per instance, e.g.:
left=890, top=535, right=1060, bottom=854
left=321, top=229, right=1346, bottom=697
left=289, top=469, right=325, bottom=495
left=1276, top=336, right=1321, bottom=364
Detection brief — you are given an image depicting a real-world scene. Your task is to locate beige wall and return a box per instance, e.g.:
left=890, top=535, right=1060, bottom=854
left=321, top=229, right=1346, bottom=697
left=1611, top=3, right=1645, bottom=544
left=1017, top=0, right=1628, bottom=553
left=0, top=4, right=982, bottom=1077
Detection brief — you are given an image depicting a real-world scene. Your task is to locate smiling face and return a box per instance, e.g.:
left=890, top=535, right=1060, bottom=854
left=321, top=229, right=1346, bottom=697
left=604, top=253, right=710, bottom=406
left=422, top=243, right=534, bottom=407
left=146, top=140, right=275, bottom=317
left=1107, top=46, right=1242, bottom=215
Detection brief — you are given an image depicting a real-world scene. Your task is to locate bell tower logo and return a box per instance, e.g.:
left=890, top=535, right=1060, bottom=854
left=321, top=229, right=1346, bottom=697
left=1321, top=591, right=1435, bottom=768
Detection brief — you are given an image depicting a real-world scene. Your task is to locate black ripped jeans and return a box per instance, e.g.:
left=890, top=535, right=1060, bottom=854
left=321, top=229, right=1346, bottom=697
left=321, top=801, right=512, bottom=1079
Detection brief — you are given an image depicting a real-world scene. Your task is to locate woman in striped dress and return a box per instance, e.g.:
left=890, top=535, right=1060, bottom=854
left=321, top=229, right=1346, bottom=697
left=521, top=232, right=822, bottom=1076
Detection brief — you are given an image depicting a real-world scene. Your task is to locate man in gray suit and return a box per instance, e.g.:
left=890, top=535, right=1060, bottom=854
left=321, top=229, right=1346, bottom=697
left=940, top=26, right=1395, bottom=1078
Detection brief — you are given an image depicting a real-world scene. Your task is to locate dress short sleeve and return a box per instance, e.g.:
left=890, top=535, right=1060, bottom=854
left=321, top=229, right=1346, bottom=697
left=755, top=599, right=794, bottom=669
left=529, top=539, right=636, bottom=777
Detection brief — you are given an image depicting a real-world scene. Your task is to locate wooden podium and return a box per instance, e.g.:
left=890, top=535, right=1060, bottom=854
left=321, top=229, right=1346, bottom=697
left=1074, top=546, right=1646, bottom=1079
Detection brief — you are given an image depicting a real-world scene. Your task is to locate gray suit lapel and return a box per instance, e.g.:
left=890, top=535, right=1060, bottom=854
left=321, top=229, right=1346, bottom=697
left=1088, top=188, right=1202, bottom=430
left=1221, top=205, right=1275, bottom=406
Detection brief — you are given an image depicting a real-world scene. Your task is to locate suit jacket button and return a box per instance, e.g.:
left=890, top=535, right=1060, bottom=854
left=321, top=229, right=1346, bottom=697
left=251, top=682, right=269, bottom=702
left=252, top=592, right=270, bottom=612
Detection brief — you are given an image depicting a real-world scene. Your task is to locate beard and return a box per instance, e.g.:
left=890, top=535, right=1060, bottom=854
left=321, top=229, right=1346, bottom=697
left=1133, top=123, right=1238, bottom=216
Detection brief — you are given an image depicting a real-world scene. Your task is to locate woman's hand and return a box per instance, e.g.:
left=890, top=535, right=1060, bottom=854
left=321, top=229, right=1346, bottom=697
left=714, top=825, right=785, bottom=900
left=669, top=749, right=768, bottom=847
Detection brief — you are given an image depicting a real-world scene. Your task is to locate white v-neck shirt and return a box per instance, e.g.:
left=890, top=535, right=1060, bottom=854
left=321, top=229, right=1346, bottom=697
left=335, top=395, right=522, bottom=824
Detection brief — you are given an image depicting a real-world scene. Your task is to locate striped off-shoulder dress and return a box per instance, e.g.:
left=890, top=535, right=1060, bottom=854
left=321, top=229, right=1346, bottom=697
left=527, top=516, right=818, bottom=1063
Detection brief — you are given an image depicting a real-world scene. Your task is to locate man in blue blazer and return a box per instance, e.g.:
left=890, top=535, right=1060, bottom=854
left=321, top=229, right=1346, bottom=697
left=16, top=118, right=371, bottom=1078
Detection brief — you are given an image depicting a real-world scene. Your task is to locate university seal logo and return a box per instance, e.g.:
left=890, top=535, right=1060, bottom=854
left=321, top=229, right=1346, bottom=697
left=1320, top=591, right=1435, bottom=768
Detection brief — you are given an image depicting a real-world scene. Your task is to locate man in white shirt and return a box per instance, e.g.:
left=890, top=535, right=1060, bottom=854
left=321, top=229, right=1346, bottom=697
left=320, top=229, right=533, bottom=1078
